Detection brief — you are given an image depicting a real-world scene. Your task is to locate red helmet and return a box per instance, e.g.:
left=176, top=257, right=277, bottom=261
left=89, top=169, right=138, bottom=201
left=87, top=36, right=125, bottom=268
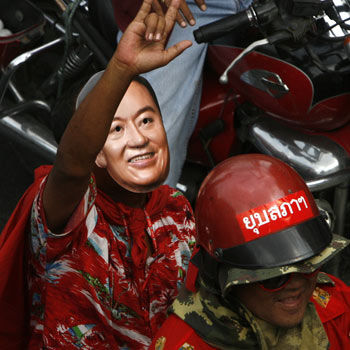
left=195, top=154, right=332, bottom=268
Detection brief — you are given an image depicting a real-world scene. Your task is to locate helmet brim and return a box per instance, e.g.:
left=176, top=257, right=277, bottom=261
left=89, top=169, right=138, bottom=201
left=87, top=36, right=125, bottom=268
left=217, top=216, right=333, bottom=268
left=218, top=233, right=349, bottom=296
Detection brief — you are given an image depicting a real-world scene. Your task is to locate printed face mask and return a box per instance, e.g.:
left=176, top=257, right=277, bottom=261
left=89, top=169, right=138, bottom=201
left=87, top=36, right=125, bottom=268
left=96, top=81, right=169, bottom=193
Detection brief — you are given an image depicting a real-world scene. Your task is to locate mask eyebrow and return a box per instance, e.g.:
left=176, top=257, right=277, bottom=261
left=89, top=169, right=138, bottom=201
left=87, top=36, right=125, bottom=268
left=113, top=106, right=157, bottom=121
left=136, top=106, right=157, bottom=116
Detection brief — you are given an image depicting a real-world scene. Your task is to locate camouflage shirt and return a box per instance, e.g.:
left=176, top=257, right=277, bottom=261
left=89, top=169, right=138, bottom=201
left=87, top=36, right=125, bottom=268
left=166, top=274, right=331, bottom=349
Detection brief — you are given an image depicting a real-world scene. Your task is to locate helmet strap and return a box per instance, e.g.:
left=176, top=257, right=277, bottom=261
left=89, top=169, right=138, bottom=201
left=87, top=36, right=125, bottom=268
left=200, top=249, right=221, bottom=292
left=185, top=247, right=221, bottom=293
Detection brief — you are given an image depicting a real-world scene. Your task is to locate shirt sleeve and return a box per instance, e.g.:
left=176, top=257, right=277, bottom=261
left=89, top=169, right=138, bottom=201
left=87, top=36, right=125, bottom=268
left=30, top=175, right=98, bottom=261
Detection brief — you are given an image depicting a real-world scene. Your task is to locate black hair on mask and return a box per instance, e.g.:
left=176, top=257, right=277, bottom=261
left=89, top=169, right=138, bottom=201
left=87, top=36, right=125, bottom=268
left=51, top=73, right=161, bottom=144
left=133, top=75, right=161, bottom=115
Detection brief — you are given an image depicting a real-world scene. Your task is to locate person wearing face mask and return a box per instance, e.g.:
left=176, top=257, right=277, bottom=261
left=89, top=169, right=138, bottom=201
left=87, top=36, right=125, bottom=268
left=112, top=0, right=252, bottom=188
left=0, top=1, right=196, bottom=349
left=151, top=154, right=350, bottom=350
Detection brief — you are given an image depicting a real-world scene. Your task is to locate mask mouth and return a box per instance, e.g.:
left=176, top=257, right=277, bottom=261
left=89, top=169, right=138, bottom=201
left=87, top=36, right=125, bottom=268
left=215, top=216, right=332, bottom=269
left=128, top=152, right=155, bottom=163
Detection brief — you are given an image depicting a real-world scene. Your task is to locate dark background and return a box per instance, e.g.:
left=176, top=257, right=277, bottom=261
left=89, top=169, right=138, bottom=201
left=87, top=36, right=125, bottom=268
left=0, top=133, right=51, bottom=231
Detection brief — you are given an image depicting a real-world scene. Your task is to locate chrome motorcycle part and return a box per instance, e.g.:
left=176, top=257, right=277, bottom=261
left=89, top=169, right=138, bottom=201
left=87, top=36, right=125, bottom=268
left=240, top=69, right=290, bottom=98
left=315, top=198, right=335, bottom=231
left=248, top=117, right=350, bottom=183
left=0, top=37, right=64, bottom=105
left=0, top=106, right=57, bottom=162
left=219, top=38, right=269, bottom=84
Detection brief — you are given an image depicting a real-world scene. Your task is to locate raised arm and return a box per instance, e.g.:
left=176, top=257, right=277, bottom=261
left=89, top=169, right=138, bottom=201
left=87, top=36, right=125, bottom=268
left=43, top=0, right=192, bottom=232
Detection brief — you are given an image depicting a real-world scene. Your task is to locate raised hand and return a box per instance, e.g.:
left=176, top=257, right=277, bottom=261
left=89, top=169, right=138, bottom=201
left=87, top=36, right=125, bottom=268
left=113, top=0, right=192, bottom=76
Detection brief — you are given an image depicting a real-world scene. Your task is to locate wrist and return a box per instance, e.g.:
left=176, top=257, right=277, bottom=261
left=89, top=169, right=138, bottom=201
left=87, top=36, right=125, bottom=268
left=108, top=56, right=139, bottom=79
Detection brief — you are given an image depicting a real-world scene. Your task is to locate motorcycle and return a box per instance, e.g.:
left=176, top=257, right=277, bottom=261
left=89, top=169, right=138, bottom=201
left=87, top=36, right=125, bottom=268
left=0, top=0, right=117, bottom=163
left=179, top=0, right=350, bottom=278
left=1, top=0, right=350, bottom=277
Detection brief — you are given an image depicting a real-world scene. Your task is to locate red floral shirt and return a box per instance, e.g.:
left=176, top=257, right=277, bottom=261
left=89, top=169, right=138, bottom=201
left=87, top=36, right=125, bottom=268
left=28, top=176, right=196, bottom=349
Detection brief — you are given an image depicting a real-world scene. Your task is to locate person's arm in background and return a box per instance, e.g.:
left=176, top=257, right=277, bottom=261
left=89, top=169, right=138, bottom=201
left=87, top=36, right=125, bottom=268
left=42, top=0, right=192, bottom=233
left=152, top=0, right=207, bottom=28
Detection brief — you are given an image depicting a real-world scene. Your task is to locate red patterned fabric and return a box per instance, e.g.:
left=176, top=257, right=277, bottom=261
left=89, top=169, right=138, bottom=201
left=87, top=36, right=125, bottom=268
left=0, top=166, right=51, bottom=350
left=0, top=164, right=195, bottom=350
left=27, top=171, right=195, bottom=349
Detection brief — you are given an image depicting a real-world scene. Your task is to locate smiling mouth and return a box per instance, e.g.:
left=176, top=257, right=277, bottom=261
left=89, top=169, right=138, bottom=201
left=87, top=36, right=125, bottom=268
left=277, top=293, right=303, bottom=310
left=128, top=152, right=154, bottom=163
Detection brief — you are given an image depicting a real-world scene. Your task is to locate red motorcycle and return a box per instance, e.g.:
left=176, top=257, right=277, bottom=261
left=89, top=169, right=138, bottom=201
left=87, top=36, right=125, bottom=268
left=181, top=0, right=350, bottom=241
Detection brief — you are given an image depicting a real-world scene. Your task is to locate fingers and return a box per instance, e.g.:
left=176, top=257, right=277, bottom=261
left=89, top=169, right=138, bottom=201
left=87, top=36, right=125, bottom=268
left=161, top=0, right=194, bottom=27
left=164, top=40, right=192, bottom=63
left=134, top=0, right=154, bottom=23
left=195, top=0, right=207, bottom=11
left=167, top=0, right=207, bottom=28
left=151, top=0, right=164, bottom=16
left=145, top=13, right=165, bottom=41
left=151, top=0, right=184, bottom=29
left=176, top=9, right=187, bottom=28
left=139, top=0, right=183, bottom=42
left=177, top=1, right=195, bottom=27
left=163, top=0, right=182, bottom=36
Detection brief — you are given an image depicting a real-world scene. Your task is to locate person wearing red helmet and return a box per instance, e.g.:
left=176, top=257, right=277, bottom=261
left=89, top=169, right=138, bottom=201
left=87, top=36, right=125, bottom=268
left=150, top=154, right=350, bottom=350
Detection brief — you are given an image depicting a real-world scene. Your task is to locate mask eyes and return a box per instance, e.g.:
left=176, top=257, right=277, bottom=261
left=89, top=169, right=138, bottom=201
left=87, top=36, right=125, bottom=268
left=111, top=116, right=154, bottom=134
left=142, top=117, right=153, bottom=125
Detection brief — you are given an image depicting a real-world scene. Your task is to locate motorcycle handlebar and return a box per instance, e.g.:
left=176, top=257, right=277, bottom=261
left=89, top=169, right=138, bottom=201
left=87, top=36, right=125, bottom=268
left=194, top=1, right=279, bottom=44
left=193, top=11, right=251, bottom=44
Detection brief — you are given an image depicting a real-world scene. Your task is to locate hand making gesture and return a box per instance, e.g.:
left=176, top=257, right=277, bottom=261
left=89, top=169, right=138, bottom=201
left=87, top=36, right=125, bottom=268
left=112, top=0, right=192, bottom=75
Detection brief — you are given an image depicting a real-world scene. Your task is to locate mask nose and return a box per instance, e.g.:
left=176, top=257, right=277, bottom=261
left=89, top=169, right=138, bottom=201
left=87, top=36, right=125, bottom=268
left=126, top=122, right=148, bottom=148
